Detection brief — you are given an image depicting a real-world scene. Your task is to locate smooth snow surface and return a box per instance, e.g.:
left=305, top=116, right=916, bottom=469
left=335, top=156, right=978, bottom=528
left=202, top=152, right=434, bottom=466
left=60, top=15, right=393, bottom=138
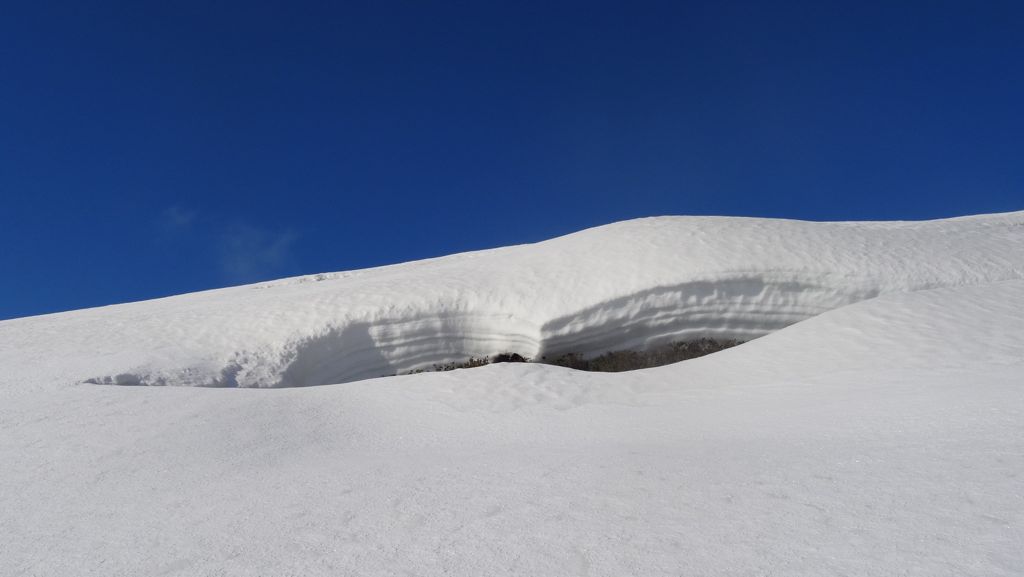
left=3, top=212, right=1024, bottom=388
left=2, top=212, right=1024, bottom=576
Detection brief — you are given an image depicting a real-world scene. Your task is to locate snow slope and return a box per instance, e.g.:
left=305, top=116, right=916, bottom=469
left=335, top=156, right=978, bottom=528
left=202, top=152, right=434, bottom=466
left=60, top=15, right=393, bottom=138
left=2, top=211, right=1023, bottom=388
left=1, top=212, right=1023, bottom=576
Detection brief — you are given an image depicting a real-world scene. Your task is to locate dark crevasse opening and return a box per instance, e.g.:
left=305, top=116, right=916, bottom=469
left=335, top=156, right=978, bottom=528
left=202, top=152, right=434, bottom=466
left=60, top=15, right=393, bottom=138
left=403, top=337, right=744, bottom=375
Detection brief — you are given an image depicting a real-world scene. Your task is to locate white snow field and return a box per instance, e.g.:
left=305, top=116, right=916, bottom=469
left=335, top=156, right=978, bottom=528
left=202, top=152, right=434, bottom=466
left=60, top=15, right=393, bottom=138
left=1, top=212, right=1024, bottom=576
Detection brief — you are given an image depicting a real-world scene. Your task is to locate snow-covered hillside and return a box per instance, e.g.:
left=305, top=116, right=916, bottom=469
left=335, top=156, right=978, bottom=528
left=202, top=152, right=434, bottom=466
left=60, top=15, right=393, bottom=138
left=2, top=212, right=1023, bottom=576
left=3, top=211, right=1023, bottom=388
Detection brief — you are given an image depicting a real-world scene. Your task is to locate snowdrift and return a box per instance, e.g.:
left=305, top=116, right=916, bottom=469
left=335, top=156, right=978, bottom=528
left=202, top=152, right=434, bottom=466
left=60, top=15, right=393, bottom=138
left=2, top=211, right=1023, bottom=388
left=2, top=232, right=1022, bottom=575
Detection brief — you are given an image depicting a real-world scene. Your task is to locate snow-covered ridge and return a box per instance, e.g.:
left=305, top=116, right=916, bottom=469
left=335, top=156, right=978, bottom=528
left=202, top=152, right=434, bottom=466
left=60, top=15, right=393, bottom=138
left=3, top=211, right=1024, bottom=388
left=4, top=228, right=1024, bottom=575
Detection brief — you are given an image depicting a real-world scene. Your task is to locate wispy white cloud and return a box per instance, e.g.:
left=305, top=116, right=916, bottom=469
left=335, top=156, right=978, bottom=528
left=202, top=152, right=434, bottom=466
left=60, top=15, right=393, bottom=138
left=218, top=223, right=297, bottom=284
left=159, top=205, right=197, bottom=231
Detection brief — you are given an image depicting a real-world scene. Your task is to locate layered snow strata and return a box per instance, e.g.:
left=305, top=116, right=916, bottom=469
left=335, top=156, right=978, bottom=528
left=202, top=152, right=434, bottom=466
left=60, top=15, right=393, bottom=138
left=2, top=211, right=1023, bottom=388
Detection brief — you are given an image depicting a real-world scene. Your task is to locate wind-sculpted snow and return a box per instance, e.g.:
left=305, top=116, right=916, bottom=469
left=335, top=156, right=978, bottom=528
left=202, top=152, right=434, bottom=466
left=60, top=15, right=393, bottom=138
left=2, top=211, right=1024, bottom=387
left=2, top=211, right=1024, bottom=388
left=3, top=213, right=1024, bottom=576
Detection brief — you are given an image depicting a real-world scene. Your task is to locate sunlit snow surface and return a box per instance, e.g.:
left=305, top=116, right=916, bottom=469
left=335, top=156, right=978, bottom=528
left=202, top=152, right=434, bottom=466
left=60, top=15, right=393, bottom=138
left=2, top=213, right=1023, bottom=576
left=4, top=212, right=1024, bottom=388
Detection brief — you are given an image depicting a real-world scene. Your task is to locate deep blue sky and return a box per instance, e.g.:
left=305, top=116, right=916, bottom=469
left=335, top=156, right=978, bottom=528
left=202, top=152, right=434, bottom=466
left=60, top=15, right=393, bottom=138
left=2, top=1, right=1022, bottom=319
